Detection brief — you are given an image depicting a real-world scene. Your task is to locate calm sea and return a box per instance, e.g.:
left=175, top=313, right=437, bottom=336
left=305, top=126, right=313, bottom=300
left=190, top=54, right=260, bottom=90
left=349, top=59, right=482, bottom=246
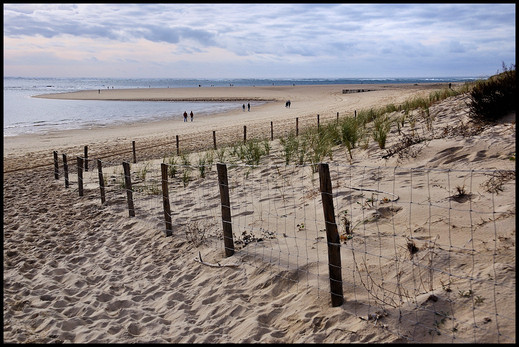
left=3, top=76, right=479, bottom=137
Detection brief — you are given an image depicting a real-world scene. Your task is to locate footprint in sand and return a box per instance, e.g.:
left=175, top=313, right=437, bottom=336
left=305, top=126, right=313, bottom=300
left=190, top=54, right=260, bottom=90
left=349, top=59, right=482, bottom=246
left=121, top=221, right=138, bottom=230
left=127, top=322, right=144, bottom=336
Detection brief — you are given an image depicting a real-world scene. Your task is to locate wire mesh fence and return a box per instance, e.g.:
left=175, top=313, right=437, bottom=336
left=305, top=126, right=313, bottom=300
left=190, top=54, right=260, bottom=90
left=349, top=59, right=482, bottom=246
left=50, top=152, right=515, bottom=343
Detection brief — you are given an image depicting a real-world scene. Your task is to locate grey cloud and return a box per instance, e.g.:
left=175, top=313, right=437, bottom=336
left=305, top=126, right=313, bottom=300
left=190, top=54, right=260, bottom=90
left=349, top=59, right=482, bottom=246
left=4, top=4, right=217, bottom=47
left=448, top=41, right=467, bottom=54
left=3, top=3, right=515, bottom=78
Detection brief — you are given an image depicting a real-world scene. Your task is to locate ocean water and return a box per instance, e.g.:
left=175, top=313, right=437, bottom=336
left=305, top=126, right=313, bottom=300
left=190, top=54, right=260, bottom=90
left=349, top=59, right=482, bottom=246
left=3, top=76, right=480, bottom=137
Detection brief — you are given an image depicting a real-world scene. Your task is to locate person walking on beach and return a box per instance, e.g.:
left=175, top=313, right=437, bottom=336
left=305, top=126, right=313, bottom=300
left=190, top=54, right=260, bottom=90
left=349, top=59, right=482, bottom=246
left=190, top=111, right=194, bottom=122
left=183, top=111, right=188, bottom=122
left=242, top=104, right=246, bottom=112
left=247, top=103, right=250, bottom=112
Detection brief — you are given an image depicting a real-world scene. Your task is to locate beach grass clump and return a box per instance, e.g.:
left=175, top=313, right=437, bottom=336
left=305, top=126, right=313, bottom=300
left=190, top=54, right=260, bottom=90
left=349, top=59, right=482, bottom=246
left=399, top=85, right=468, bottom=117
left=356, top=108, right=379, bottom=126
left=280, top=132, right=299, bottom=165
left=229, top=143, right=241, bottom=160
left=182, top=168, right=191, bottom=187
left=396, top=113, right=407, bottom=134
left=320, top=121, right=342, bottom=146
left=428, top=87, right=459, bottom=104
left=165, top=156, right=178, bottom=178
left=180, top=153, right=191, bottom=166
left=420, top=107, right=434, bottom=134
left=204, top=150, right=215, bottom=167
left=305, top=127, right=334, bottom=171
left=137, top=162, right=150, bottom=181
left=399, top=96, right=429, bottom=115
left=296, top=136, right=310, bottom=165
left=383, top=103, right=399, bottom=114
left=241, top=140, right=267, bottom=167
left=197, top=156, right=207, bottom=178
left=372, top=114, right=392, bottom=149
left=339, top=116, right=362, bottom=159
left=216, top=147, right=227, bottom=163
left=262, top=139, right=271, bottom=156
left=115, top=169, right=127, bottom=190
left=280, top=127, right=334, bottom=168
left=469, top=63, right=516, bottom=123
left=195, top=151, right=215, bottom=178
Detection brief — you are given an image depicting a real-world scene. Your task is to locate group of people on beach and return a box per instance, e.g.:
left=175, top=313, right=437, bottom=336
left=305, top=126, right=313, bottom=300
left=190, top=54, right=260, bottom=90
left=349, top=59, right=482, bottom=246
left=183, top=111, right=194, bottom=122
left=183, top=101, right=254, bottom=123
left=182, top=99, right=292, bottom=122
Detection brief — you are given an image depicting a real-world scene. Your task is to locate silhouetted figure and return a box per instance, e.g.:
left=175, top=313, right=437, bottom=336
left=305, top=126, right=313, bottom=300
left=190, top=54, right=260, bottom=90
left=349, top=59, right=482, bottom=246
left=183, top=111, right=188, bottom=122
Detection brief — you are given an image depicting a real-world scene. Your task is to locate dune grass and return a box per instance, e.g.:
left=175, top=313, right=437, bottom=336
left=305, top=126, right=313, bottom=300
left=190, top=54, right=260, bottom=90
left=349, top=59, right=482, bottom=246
left=162, top=81, right=478, bottom=172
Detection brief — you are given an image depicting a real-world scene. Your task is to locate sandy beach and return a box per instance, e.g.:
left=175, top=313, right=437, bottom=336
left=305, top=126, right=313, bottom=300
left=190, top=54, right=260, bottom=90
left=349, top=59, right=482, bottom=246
left=5, top=83, right=444, bottom=172
left=3, top=84, right=515, bottom=343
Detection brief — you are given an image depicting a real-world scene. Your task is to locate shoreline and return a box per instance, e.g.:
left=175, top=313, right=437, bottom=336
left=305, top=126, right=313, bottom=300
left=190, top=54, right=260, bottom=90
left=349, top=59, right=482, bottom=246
left=31, top=83, right=446, bottom=100
left=5, top=83, right=454, bottom=172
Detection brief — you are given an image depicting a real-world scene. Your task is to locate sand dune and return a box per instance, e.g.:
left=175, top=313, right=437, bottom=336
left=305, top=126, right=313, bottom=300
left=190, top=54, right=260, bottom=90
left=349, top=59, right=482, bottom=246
left=3, top=84, right=515, bottom=343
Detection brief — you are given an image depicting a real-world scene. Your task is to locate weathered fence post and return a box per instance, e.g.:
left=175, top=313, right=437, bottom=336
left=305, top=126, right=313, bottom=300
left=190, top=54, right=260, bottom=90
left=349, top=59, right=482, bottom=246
left=97, top=159, right=106, bottom=204
left=296, top=117, right=299, bottom=136
left=63, top=154, right=69, bottom=188
left=271, top=121, right=274, bottom=141
left=243, top=125, right=247, bottom=144
left=317, top=114, right=320, bottom=130
left=213, top=130, right=217, bottom=150
left=160, top=163, right=173, bottom=236
left=84, top=145, right=89, bottom=172
left=354, top=110, right=357, bottom=118
left=318, top=163, right=344, bottom=307
left=217, top=163, right=234, bottom=257
left=132, top=141, right=137, bottom=164
left=53, top=151, right=59, bottom=179
left=176, top=135, right=180, bottom=156
left=77, top=157, right=84, bottom=197
left=337, top=112, right=339, bottom=124
left=122, top=161, right=135, bottom=217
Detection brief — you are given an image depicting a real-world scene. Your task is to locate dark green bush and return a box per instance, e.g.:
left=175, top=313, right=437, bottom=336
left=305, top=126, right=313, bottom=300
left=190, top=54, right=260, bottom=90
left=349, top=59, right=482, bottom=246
left=469, top=64, right=516, bottom=123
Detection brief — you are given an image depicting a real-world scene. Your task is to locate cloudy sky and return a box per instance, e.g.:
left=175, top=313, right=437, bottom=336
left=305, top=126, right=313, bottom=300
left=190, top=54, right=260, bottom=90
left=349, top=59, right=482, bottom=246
left=3, top=3, right=516, bottom=79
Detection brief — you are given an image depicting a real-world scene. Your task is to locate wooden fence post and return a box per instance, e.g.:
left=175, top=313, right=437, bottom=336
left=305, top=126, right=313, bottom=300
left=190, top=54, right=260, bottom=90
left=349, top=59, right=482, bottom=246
left=77, top=157, right=84, bottom=197
left=318, top=163, right=344, bottom=307
left=161, top=163, right=173, bottom=236
left=53, top=151, right=59, bottom=179
left=296, top=117, right=299, bottom=137
left=217, top=163, right=234, bottom=257
left=213, top=130, right=217, bottom=150
left=97, top=159, right=106, bottom=204
left=317, top=114, right=320, bottom=130
left=63, top=154, right=69, bottom=188
left=337, top=112, right=339, bottom=124
left=243, top=125, right=247, bottom=144
left=271, top=121, right=274, bottom=141
left=132, top=141, right=137, bottom=163
left=122, top=161, right=135, bottom=217
left=354, top=110, right=357, bottom=118
left=176, top=135, right=180, bottom=156
left=84, top=145, right=89, bottom=171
